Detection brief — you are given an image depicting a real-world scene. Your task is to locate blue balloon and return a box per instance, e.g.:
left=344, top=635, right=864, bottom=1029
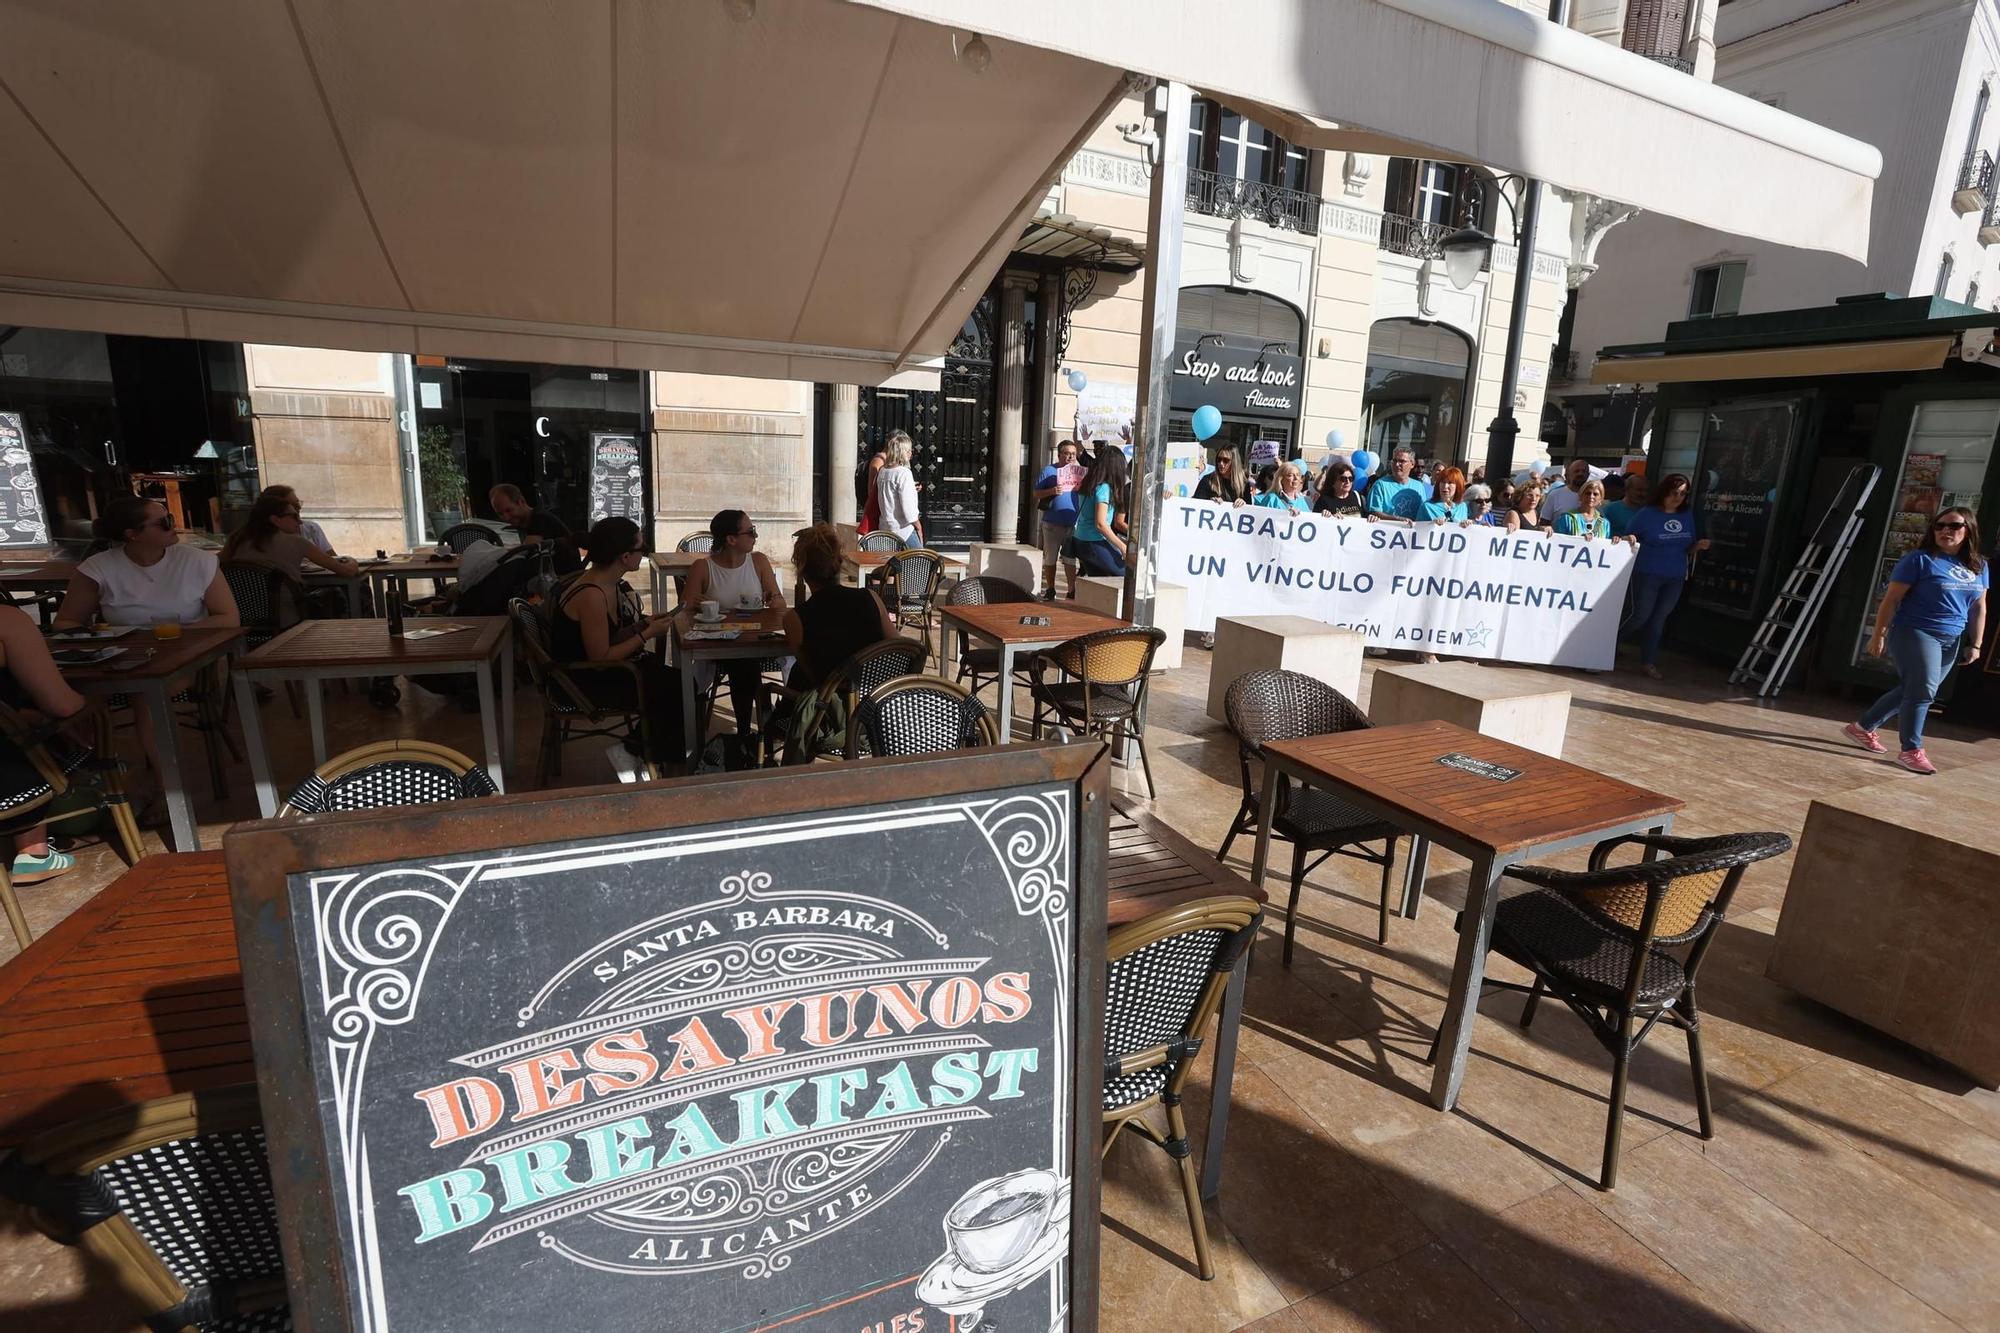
left=1065, top=368, right=1088, bottom=392
left=1191, top=404, right=1223, bottom=441
left=1351, top=448, right=1378, bottom=474
left=1352, top=471, right=1369, bottom=493
left=1325, top=428, right=1345, bottom=452
left=1765, top=488, right=1778, bottom=504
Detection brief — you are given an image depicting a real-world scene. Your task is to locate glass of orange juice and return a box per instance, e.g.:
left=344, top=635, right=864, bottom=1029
left=151, top=618, right=183, bottom=641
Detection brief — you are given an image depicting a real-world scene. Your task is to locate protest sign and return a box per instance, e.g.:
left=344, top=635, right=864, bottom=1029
left=1159, top=498, right=1635, bottom=668
left=1073, top=381, right=1134, bottom=446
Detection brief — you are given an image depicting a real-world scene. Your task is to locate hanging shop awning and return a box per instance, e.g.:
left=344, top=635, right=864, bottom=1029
left=1591, top=336, right=1960, bottom=385
left=0, top=0, right=1876, bottom=381
left=851, top=0, right=1879, bottom=263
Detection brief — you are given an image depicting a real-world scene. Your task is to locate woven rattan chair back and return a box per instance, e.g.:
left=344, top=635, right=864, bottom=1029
left=882, top=549, right=944, bottom=605
left=280, top=739, right=497, bottom=816
left=438, top=523, right=500, bottom=555
left=854, top=674, right=997, bottom=756
left=859, top=531, right=904, bottom=554
left=1101, top=895, right=1262, bottom=1281
left=1223, top=668, right=1369, bottom=749
left=945, top=574, right=1036, bottom=608
left=676, top=532, right=714, bottom=554
left=218, top=561, right=302, bottom=645
left=9, top=1086, right=287, bottom=1333
left=1046, top=625, right=1164, bottom=690
left=507, top=597, right=555, bottom=687
left=800, top=638, right=929, bottom=762
left=1563, top=831, right=1793, bottom=945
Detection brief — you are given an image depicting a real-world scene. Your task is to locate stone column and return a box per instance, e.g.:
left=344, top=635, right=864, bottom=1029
left=1686, top=0, right=1718, bottom=81
left=991, top=275, right=1031, bottom=543
left=825, top=383, right=860, bottom=526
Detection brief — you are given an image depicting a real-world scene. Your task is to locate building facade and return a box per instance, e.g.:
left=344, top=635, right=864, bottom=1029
left=1554, top=0, right=2000, bottom=456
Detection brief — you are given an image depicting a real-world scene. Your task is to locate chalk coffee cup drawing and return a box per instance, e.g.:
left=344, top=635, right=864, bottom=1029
left=943, top=1168, right=1057, bottom=1274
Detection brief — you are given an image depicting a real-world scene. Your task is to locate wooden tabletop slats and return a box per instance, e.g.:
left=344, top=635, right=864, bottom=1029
left=940, top=601, right=1126, bottom=646
left=1262, top=721, right=1681, bottom=856
left=360, top=556, right=461, bottom=579
left=59, top=625, right=246, bottom=687
left=238, top=617, right=506, bottom=671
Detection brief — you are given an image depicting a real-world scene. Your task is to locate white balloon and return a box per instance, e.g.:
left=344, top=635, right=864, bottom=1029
left=1065, top=369, right=1089, bottom=392
left=1325, top=428, right=1345, bottom=451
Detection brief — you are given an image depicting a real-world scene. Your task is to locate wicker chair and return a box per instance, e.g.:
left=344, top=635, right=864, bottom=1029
left=1217, top=670, right=1403, bottom=959
left=1026, top=625, right=1167, bottom=797
left=279, top=739, right=497, bottom=816
left=509, top=597, right=657, bottom=785
left=675, top=532, right=714, bottom=554
left=1101, top=895, right=1262, bottom=1281
left=1433, top=829, right=1793, bottom=1190
left=0, top=701, right=144, bottom=948
left=437, top=522, right=501, bottom=555
left=762, top=637, right=929, bottom=766
left=858, top=531, right=904, bottom=554
left=1, top=1086, right=288, bottom=1333
left=852, top=674, right=996, bottom=757
left=867, top=549, right=946, bottom=657
left=943, top=575, right=1036, bottom=701
left=220, top=561, right=308, bottom=719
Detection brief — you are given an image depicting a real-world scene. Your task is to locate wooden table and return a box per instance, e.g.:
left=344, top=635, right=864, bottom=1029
left=0, top=558, right=78, bottom=623
left=648, top=551, right=704, bottom=612
left=1111, top=801, right=1268, bottom=1201
left=360, top=554, right=460, bottom=610
left=65, top=626, right=247, bottom=852
left=1249, top=720, right=1682, bottom=1112
left=937, top=601, right=1125, bottom=742
left=302, top=566, right=370, bottom=617
left=669, top=608, right=789, bottom=764
left=231, top=617, right=514, bottom=813
left=0, top=852, right=246, bottom=1148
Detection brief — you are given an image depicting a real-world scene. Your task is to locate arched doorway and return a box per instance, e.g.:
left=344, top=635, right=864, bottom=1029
left=1362, top=319, right=1474, bottom=461
left=1168, top=286, right=1307, bottom=470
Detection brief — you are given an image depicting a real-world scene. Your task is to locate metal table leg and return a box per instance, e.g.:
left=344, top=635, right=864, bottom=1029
left=147, top=682, right=200, bottom=851
left=500, top=635, right=516, bottom=784
left=1400, top=835, right=1431, bottom=920
left=305, top=679, right=329, bottom=766
left=996, top=640, right=1016, bottom=743
left=679, top=644, right=701, bottom=766
left=1247, top=763, right=1280, bottom=900
left=233, top=672, right=280, bottom=819
left=1428, top=852, right=1512, bottom=1111
left=475, top=662, right=504, bottom=792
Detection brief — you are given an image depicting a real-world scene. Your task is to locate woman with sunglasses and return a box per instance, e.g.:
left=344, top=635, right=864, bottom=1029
left=679, top=508, right=787, bottom=746
left=1314, top=458, right=1363, bottom=516
left=1194, top=445, right=1253, bottom=507
left=223, top=494, right=362, bottom=583
left=555, top=517, right=685, bottom=768
left=55, top=497, right=237, bottom=633
left=1845, top=507, right=1989, bottom=774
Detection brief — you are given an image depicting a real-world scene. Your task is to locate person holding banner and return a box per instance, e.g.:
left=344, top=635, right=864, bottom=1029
left=1423, top=467, right=1468, bottom=523
left=1067, top=448, right=1130, bottom=576
left=1505, top=482, right=1551, bottom=535
left=1194, top=445, right=1253, bottom=507
left=1555, top=478, right=1612, bottom=539
left=1365, top=448, right=1428, bottom=520
left=1623, top=473, right=1710, bottom=680
left=1256, top=462, right=1313, bottom=514
left=1462, top=483, right=1502, bottom=526
left=1032, top=439, right=1084, bottom=600
left=1313, top=459, right=1363, bottom=516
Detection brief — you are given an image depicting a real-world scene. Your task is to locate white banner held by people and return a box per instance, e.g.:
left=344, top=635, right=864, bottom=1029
left=1160, top=499, right=1635, bottom=669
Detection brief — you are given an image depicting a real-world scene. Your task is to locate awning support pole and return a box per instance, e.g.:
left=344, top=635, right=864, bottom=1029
left=1125, top=79, right=1192, bottom=633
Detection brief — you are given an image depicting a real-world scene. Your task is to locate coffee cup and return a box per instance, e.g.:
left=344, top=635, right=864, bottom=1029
left=698, top=599, right=721, bottom=620
left=943, top=1169, right=1056, bottom=1275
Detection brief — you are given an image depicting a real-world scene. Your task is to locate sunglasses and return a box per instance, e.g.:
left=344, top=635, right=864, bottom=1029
left=1934, top=520, right=1967, bottom=531
left=737, top=527, right=758, bottom=539
left=144, top=515, right=175, bottom=532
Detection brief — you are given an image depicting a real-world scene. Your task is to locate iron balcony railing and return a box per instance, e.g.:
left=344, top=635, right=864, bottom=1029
left=1981, top=182, right=2000, bottom=245
left=1639, top=51, right=1695, bottom=74
left=1184, top=167, right=1323, bottom=236
left=1377, top=213, right=1458, bottom=260
left=1959, top=148, right=1995, bottom=205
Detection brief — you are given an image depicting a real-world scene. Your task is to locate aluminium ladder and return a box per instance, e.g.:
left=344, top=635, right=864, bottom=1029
left=1729, top=463, right=1881, bottom=699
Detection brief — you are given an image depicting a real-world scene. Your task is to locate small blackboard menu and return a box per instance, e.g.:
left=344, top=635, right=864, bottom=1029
left=1435, top=752, right=1521, bottom=783
left=588, top=430, right=644, bottom=526
left=227, top=747, right=1107, bottom=1333
left=0, top=413, right=51, bottom=547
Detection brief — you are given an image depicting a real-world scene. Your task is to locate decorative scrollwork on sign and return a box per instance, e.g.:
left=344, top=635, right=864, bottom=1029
left=974, top=794, right=1070, bottom=920
left=318, top=868, right=469, bottom=1038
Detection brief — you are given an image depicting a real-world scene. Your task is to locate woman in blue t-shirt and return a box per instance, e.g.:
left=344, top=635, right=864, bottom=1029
left=1844, top=507, right=1989, bottom=774
left=1067, top=448, right=1130, bottom=577
left=1556, top=478, right=1612, bottom=539
left=1621, top=473, right=1710, bottom=679
left=1422, top=467, right=1468, bottom=522
left=1254, top=461, right=1312, bottom=514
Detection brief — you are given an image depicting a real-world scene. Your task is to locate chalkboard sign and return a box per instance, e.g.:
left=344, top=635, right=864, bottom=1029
left=588, top=430, right=645, bottom=525
left=0, top=413, right=51, bottom=547
left=226, top=747, right=1108, bottom=1333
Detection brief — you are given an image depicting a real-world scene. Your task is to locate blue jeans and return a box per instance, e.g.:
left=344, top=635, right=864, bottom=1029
left=1859, top=626, right=1955, bottom=751
left=1624, top=573, right=1684, bottom=666
left=1070, top=536, right=1126, bottom=577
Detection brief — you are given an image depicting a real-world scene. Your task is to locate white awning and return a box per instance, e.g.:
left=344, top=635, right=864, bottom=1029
left=0, top=0, right=1876, bottom=381
left=851, top=0, right=1879, bottom=263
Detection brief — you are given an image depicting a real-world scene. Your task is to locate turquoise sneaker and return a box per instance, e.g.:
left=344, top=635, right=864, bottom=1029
left=10, top=849, right=75, bottom=884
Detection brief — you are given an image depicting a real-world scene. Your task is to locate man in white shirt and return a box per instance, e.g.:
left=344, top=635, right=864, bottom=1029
left=1540, top=458, right=1595, bottom=523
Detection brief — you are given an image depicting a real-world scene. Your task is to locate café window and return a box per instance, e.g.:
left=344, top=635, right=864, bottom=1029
left=1187, top=98, right=1310, bottom=191
left=1935, top=251, right=1956, bottom=299
left=1381, top=158, right=1493, bottom=230
left=1688, top=261, right=1746, bottom=319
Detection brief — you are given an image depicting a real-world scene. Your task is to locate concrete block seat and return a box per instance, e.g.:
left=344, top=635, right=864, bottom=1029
left=966, top=541, right=1041, bottom=593
left=1366, top=661, right=1571, bottom=758
left=1204, top=616, right=1365, bottom=723
left=1077, top=576, right=1187, bottom=671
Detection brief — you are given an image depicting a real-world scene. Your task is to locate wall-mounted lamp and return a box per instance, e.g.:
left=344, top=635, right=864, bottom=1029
left=956, top=33, right=992, bottom=72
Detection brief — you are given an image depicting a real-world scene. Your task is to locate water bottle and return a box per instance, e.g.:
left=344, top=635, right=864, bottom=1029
left=386, top=591, right=405, bottom=637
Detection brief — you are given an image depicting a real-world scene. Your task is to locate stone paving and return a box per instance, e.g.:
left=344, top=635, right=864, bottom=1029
left=2, top=642, right=1996, bottom=1333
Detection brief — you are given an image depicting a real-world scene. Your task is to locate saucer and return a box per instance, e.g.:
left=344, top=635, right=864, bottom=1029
left=916, top=1181, right=1071, bottom=1312
left=692, top=613, right=724, bottom=626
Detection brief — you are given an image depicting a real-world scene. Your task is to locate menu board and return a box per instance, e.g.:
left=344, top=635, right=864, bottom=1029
left=588, top=431, right=645, bottom=525
left=0, top=413, right=51, bottom=547
left=1688, top=400, right=1800, bottom=617
left=227, top=750, right=1107, bottom=1333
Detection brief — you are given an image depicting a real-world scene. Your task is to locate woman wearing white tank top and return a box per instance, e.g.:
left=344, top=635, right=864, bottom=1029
left=679, top=509, right=788, bottom=743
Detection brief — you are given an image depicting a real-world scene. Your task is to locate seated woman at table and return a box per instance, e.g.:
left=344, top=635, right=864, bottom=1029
left=679, top=509, right=787, bottom=744
left=0, top=605, right=91, bottom=885
left=54, top=498, right=238, bottom=632
left=783, top=525, right=894, bottom=689
left=1254, top=462, right=1312, bottom=514
left=257, top=485, right=336, bottom=554
left=554, top=517, right=686, bottom=766
left=223, top=494, right=362, bottom=592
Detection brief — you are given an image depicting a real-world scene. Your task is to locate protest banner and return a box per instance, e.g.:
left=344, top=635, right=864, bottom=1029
left=1159, top=498, right=1635, bottom=669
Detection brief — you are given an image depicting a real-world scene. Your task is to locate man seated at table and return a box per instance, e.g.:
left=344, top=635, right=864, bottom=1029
left=489, top=483, right=582, bottom=575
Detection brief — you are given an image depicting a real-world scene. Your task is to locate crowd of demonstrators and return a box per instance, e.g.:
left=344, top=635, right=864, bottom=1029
left=489, top=483, right=581, bottom=575
left=1069, top=448, right=1131, bottom=577
left=1621, top=473, right=1708, bottom=680
left=1845, top=507, right=1988, bottom=775
left=679, top=508, right=787, bottom=747
left=552, top=517, right=685, bottom=767
left=1032, top=439, right=1083, bottom=600
left=1256, top=461, right=1312, bottom=514
left=874, top=432, right=925, bottom=550
left=1195, top=446, right=1253, bottom=507
left=0, top=605, right=92, bottom=885
left=1556, top=477, right=1612, bottom=539
left=1365, top=448, right=1429, bottom=520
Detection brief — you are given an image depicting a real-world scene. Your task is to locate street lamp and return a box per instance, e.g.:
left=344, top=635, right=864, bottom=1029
left=1439, top=227, right=1494, bottom=292
left=1435, top=174, right=1542, bottom=485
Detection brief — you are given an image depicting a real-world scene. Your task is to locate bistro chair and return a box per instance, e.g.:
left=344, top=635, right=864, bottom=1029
left=1026, top=625, right=1166, bottom=797
left=1101, top=894, right=1262, bottom=1281
left=867, top=548, right=947, bottom=657
left=1217, top=669, right=1403, bottom=959
left=943, top=574, right=1036, bottom=701
left=509, top=597, right=658, bottom=785
left=1, top=1085, right=288, bottom=1333
left=858, top=531, right=904, bottom=554
left=279, top=739, right=497, bottom=816
left=669, top=531, right=714, bottom=607
left=0, top=701, right=143, bottom=949
left=437, top=522, right=501, bottom=555
left=761, top=637, right=929, bottom=766
left=852, top=674, right=996, bottom=758
left=220, top=561, right=308, bottom=718
left=1432, top=829, right=1793, bottom=1190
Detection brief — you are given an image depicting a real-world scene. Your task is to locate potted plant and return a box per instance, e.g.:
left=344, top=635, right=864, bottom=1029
left=417, top=425, right=468, bottom=539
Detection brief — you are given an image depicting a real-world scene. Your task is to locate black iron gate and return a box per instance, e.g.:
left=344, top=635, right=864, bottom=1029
left=856, top=294, right=995, bottom=549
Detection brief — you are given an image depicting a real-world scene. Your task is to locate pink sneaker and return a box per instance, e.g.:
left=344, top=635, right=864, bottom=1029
left=1841, top=722, right=1886, bottom=754
left=1897, top=748, right=1937, bottom=775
